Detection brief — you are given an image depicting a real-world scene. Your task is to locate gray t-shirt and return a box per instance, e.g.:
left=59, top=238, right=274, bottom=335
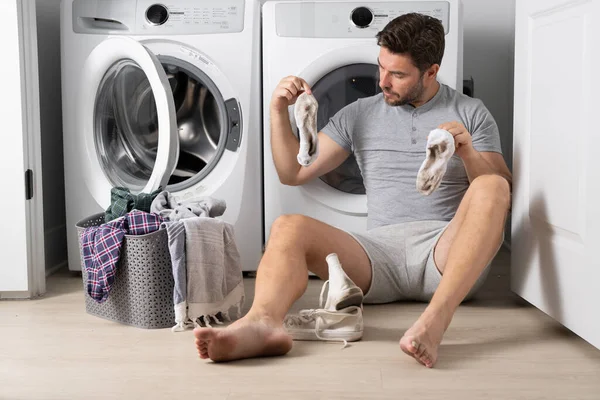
left=321, top=83, right=502, bottom=230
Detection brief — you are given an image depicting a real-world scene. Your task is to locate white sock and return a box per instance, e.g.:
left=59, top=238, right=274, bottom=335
left=324, top=253, right=363, bottom=310
left=294, top=92, right=319, bottom=166
left=325, top=253, right=346, bottom=294
left=416, top=129, right=455, bottom=196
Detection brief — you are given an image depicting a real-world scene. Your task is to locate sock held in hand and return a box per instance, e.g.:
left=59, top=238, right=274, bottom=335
left=416, top=129, right=455, bottom=196
left=294, top=92, right=319, bottom=167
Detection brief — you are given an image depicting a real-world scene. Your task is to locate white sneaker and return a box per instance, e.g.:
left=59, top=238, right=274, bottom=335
left=323, top=253, right=364, bottom=311
left=283, top=304, right=363, bottom=346
left=283, top=254, right=365, bottom=347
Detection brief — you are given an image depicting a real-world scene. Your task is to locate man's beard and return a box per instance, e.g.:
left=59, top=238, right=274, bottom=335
left=382, top=77, right=425, bottom=107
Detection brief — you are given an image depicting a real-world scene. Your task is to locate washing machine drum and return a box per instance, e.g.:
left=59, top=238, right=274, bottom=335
left=309, top=63, right=381, bottom=195
left=94, top=57, right=229, bottom=192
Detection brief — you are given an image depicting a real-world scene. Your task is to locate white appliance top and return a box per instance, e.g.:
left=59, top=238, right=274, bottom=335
left=72, top=0, right=245, bottom=35
left=274, top=1, right=450, bottom=38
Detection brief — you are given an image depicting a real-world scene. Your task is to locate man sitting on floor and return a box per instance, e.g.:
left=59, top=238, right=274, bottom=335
left=194, top=12, right=511, bottom=368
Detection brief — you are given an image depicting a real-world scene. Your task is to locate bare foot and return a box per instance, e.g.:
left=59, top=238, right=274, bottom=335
left=399, top=311, right=449, bottom=368
left=193, top=314, right=293, bottom=362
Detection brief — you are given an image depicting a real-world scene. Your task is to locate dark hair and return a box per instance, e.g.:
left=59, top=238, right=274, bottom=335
left=376, top=13, right=445, bottom=73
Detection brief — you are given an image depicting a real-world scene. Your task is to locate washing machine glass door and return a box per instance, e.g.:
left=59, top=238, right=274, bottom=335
left=294, top=45, right=380, bottom=215
left=311, top=63, right=381, bottom=195
left=80, top=36, right=180, bottom=207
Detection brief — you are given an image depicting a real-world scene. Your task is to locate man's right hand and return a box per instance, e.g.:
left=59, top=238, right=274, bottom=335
left=270, top=76, right=313, bottom=113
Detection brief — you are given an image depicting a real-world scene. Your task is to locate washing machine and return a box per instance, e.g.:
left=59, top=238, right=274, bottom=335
left=61, top=0, right=263, bottom=271
left=262, top=0, right=463, bottom=240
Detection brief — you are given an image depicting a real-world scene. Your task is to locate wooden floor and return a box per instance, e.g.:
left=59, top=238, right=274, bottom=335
left=1, top=248, right=599, bottom=400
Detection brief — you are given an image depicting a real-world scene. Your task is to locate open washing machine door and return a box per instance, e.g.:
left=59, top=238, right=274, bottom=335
left=78, top=36, right=180, bottom=209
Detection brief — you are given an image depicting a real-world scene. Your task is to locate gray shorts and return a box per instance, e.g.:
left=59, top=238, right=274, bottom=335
left=347, top=220, right=494, bottom=304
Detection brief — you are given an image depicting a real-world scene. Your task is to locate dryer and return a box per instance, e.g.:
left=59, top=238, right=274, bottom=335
left=61, top=0, right=263, bottom=271
left=262, top=0, right=463, bottom=239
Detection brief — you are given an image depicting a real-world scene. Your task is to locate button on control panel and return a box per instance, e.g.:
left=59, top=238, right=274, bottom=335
left=351, top=7, right=374, bottom=28
left=146, top=4, right=169, bottom=26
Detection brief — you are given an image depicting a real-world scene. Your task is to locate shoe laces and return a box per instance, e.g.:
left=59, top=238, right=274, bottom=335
left=283, top=305, right=359, bottom=349
left=319, top=280, right=330, bottom=309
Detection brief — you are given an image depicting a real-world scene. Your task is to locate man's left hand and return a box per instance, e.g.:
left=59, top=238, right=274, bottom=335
left=438, top=121, right=475, bottom=159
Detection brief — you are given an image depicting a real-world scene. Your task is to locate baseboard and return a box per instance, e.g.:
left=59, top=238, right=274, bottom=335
left=0, top=291, right=35, bottom=300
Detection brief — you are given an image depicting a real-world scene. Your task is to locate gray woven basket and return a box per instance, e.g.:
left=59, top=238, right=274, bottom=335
left=76, top=213, right=175, bottom=329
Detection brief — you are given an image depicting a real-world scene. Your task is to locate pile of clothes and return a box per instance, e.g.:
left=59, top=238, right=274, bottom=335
left=81, top=187, right=245, bottom=332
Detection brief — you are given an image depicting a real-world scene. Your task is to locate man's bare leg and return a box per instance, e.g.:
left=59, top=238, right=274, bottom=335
left=194, top=214, right=372, bottom=362
left=400, top=174, right=511, bottom=368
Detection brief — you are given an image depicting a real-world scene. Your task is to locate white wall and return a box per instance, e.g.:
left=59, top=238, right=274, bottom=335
left=35, top=0, right=67, bottom=272
left=461, top=0, right=516, bottom=172
left=461, top=0, right=516, bottom=245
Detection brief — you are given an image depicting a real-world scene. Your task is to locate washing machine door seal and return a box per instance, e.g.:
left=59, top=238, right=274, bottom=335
left=78, top=36, right=180, bottom=208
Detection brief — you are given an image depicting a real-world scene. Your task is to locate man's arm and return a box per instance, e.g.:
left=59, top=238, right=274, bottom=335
left=270, top=76, right=350, bottom=186
left=460, top=151, right=512, bottom=186
left=438, top=121, right=512, bottom=187
left=271, top=114, right=350, bottom=185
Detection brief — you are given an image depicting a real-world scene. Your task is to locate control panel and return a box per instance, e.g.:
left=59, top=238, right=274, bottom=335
left=275, top=1, right=450, bottom=38
left=72, top=0, right=245, bottom=35
left=137, top=0, right=245, bottom=34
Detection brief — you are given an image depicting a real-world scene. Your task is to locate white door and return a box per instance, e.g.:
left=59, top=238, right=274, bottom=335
left=0, top=0, right=44, bottom=296
left=79, top=37, right=180, bottom=208
left=512, top=0, right=600, bottom=349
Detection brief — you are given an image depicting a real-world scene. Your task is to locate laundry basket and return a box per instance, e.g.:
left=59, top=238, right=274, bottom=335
left=76, top=213, right=175, bottom=329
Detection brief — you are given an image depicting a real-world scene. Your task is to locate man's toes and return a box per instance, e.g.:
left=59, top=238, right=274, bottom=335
left=409, top=340, right=421, bottom=354
left=412, top=344, right=431, bottom=366
left=400, top=337, right=418, bottom=355
left=414, top=356, right=427, bottom=366
left=194, top=327, right=216, bottom=341
left=419, top=350, right=429, bottom=364
left=198, top=344, right=209, bottom=358
left=416, top=344, right=428, bottom=359
left=420, top=351, right=434, bottom=368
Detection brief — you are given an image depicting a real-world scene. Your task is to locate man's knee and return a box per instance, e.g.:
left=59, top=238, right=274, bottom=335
left=268, top=214, right=313, bottom=246
left=470, top=174, right=511, bottom=211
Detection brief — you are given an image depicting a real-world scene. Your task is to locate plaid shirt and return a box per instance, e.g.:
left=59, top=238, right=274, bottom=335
left=82, top=210, right=164, bottom=302
left=104, top=187, right=162, bottom=223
